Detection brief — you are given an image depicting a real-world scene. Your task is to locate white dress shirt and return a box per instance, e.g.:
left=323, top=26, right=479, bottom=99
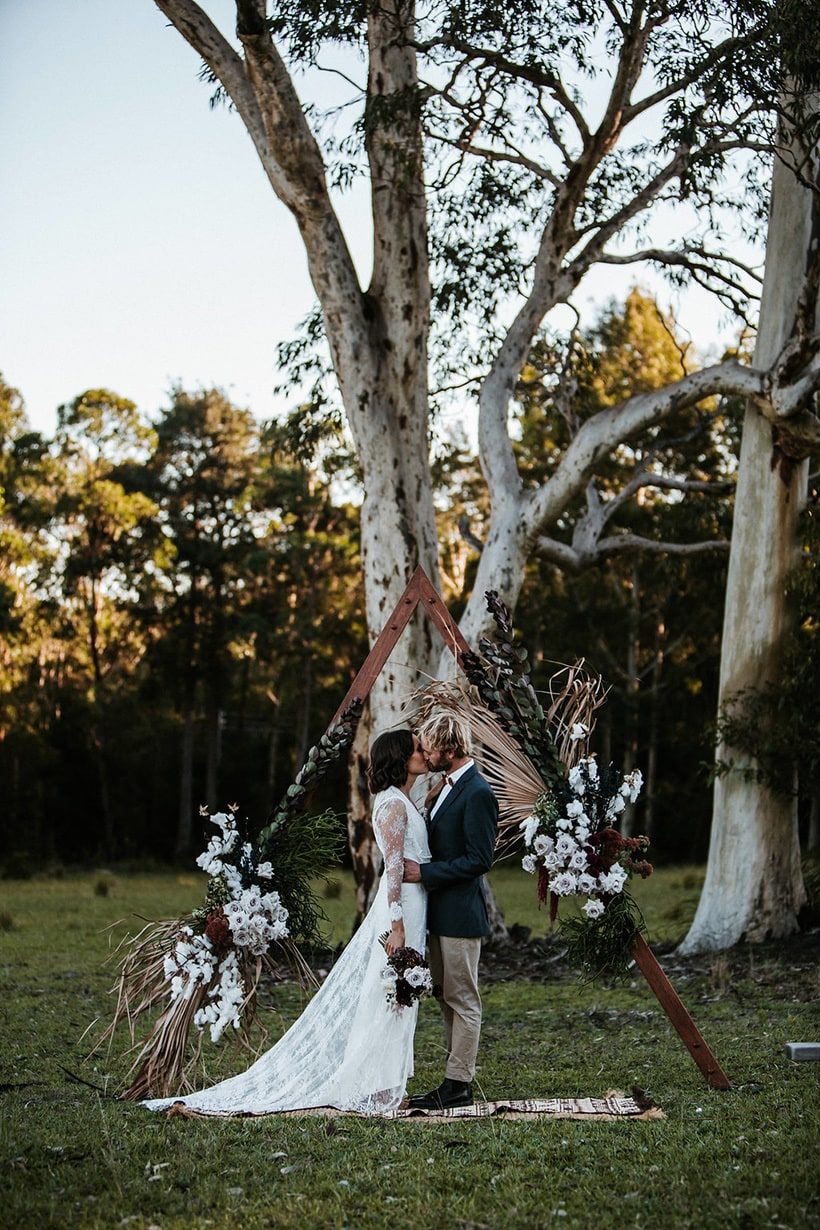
left=430, top=758, right=475, bottom=820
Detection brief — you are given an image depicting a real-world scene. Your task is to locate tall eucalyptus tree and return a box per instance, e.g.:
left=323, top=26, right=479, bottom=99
left=150, top=0, right=820, bottom=918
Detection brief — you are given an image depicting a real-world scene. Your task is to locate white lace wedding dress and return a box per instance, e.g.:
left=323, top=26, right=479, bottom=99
left=140, top=787, right=430, bottom=1117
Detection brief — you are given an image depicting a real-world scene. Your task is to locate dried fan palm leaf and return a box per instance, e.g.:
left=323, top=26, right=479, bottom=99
left=404, top=681, right=547, bottom=850
left=406, top=657, right=606, bottom=852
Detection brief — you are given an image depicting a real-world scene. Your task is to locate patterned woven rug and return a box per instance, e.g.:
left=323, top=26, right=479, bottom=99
left=384, top=1094, right=663, bottom=1122
left=164, top=1091, right=663, bottom=1122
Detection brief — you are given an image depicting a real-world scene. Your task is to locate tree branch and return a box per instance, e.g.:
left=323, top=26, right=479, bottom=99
left=524, top=354, right=820, bottom=541
left=596, top=532, right=731, bottom=557
left=535, top=530, right=730, bottom=571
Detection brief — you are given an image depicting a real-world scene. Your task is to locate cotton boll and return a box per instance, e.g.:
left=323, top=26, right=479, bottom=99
left=519, top=814, right=540, bottom=848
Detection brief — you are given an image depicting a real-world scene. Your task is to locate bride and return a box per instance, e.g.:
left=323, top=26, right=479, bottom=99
left=140, top=729, right=431, bottom=1117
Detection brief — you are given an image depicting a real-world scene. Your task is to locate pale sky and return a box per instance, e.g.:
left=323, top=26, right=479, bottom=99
left=1, top=1, right=758, bottom=440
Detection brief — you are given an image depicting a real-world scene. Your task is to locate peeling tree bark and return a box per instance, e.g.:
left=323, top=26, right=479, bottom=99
left=679, top=127, right=818, bottom=953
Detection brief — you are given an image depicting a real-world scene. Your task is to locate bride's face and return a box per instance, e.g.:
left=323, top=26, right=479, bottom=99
left=407, top=735, right=429, bottom=777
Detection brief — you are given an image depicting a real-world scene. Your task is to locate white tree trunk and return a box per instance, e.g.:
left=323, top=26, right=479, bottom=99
left=679, top=136, right=817, bottom=953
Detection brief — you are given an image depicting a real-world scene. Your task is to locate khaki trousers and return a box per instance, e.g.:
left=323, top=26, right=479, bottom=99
left=428, top=934, right=482, bottom=1083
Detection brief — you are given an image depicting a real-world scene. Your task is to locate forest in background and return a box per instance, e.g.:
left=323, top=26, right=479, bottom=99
left=1, top=289, right=816, bottom=875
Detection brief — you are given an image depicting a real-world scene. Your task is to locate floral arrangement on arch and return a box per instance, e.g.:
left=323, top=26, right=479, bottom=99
left=520, top=755, right=651, bottom=922
left=415, top=592, right=653, bottom=980
left=82, top=701, right=361, bottom=1101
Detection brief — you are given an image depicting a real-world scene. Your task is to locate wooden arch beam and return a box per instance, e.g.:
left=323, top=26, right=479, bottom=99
left=328, top=566, right=730, bottom=1090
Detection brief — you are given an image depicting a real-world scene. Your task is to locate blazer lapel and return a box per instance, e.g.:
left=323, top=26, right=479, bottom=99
left=430, top=764, right=477, bottom=831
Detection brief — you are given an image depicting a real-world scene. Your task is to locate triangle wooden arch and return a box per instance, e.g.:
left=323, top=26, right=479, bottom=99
left=330, top=566, right=730, bottom=1091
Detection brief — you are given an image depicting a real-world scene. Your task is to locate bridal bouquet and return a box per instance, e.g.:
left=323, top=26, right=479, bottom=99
left=83, top=701, right=362, bottom=1100
left=379, top=939, right=434, bottom=1011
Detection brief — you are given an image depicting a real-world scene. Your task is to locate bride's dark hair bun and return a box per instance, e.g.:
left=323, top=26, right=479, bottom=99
left=367, top=729, right=414, bottom=794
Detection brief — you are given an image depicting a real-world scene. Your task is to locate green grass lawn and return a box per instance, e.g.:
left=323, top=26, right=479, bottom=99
left=1, top=867, right=818, bottom=1230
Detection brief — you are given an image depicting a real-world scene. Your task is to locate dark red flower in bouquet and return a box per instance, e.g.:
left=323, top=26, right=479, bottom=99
left=383, top=944, right=433, bottom=1009
left=204, top=906, right=232, bottom=954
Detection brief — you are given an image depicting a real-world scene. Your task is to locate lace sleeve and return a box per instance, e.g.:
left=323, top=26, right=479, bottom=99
left=372, top=796, right=408, bottom=924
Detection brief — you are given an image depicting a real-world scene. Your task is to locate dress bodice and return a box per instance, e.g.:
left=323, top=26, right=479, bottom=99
left=372, top=786, right=431, bottom=864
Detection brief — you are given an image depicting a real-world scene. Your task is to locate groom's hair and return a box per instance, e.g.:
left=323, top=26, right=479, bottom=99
left=418, top=710, right=473, bottom=758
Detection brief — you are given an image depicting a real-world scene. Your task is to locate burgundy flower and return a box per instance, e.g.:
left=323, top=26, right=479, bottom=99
left=204, top=906, right=232, bottom=954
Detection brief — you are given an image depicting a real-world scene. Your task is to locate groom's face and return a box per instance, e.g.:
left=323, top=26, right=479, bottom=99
left=420, top=739, right=453, bottom=772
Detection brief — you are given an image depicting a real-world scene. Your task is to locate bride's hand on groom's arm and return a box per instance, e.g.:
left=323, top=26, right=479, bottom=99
left=403, top=859, right=422, bottom=883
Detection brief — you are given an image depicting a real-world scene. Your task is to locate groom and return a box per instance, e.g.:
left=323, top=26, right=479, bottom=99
left=403, top=710, right=498, bottom=1110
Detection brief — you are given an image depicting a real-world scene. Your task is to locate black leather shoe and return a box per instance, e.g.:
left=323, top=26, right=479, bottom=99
left=407, top=1078, right=473, bottom=1111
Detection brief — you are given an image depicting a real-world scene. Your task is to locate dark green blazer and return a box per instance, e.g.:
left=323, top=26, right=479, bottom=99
left=420, top=764, right=498, bottom=938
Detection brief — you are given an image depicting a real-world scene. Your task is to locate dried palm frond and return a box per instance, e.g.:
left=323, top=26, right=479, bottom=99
left=81, top=914, right=316, bottom=1101
left=406, top=652, right=607, bottom=853
left=405, top=681, right=547, bottom=850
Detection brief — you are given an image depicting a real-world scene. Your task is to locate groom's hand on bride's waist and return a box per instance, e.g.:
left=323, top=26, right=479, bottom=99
left=403, top=859, right=422, bottom=883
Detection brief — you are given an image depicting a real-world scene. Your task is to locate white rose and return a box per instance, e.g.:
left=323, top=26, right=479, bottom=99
left=576, top=872, right=597, bottom=894
left=599, top=866, right=627, bottom=894
left=555, top=834, right=576, bottom=858
left=533, top=834, right=554, bottom=857
left=521, top=854, right=538, bottom=874
left=583, top=898, right=605, bottom=920
left=545, top=851, right=562, bottom=872
left=550, top=871, right=578, bottom=896
left=569, top=849, right=588, bottom=871
left=405, top=966, right=432, bottom=990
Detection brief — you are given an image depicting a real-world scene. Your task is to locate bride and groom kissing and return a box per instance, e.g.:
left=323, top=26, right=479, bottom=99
left=142, top=709, right=499, bottom=1118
